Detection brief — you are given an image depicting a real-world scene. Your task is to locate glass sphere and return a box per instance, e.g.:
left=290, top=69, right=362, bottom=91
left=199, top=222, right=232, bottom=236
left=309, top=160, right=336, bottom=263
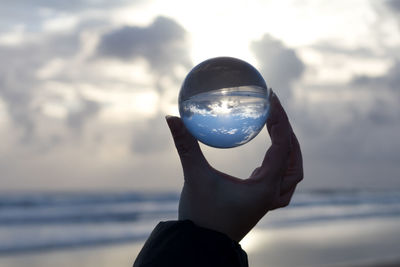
left=179, top=57, right=271, bottom=148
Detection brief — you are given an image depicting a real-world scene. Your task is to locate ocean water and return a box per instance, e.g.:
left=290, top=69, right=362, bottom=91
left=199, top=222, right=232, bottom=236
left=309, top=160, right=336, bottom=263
left=0, top=192, right=179, bottom=254
left=0, top=190, right=400, bottom=255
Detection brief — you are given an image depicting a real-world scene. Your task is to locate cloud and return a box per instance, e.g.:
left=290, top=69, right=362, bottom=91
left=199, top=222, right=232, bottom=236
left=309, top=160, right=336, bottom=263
left=67, top=97, right=101, bottom=131
left=251, top=34, right=305, bottom=102
left=287, top=56, right=400, bottom=189
left=350, top=61, right=400, bottom=126
left=0, top=0, right=138, bottom=32
left=0, top=14, right=192, bottom=141
left=352, top=61, right=400, bottom=92
left=1, top=1, right=399, bottom=192
left=0, top=7, right=196, bottom=191
left=250, top=31, right=400, bottom=190
left=131, top=116, right=171, bottom=154
left=387, top=0, right=400, bottom=12
left=1, top=0, right=134, bottom=11
left=0, top=32, right=81, bottom=140
left=311, top=41, right=377, bottom=58
left=96, top=16, right=193, bottom=154
left=97, top=16, right=191, bottom=78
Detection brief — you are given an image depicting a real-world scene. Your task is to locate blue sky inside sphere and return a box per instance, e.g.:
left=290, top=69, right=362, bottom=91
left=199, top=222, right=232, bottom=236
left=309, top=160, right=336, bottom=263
left=180, top=86, right=270, bottom=148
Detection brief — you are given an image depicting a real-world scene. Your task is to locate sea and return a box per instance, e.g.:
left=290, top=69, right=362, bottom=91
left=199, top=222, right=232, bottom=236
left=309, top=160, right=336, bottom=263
left=1, top=190, right=400, bottom=256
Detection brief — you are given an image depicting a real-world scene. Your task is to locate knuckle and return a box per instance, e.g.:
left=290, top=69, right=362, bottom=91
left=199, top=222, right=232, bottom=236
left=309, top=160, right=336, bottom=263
left=298, top=171, right=304, bottom=182
left=281, top=201, right=289, bottom=208
left=295, top=175, right=303, bottom=184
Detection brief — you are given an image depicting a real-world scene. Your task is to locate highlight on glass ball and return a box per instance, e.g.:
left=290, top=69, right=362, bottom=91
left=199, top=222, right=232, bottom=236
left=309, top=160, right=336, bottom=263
left=178, top=57, right=271, bottom=148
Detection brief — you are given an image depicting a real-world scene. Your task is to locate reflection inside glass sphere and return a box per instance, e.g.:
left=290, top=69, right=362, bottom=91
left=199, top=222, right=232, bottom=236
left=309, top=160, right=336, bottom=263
left=180, top=85, right=270, bottom=148
left=178, top=57, right=270, bottom=148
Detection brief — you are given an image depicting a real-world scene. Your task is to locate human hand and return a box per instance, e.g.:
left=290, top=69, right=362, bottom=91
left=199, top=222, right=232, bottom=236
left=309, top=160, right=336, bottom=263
left=166, top=92, right=303, bottom=242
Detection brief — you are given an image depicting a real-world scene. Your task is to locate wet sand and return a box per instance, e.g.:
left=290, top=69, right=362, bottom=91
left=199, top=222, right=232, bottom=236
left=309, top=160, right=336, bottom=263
left=0, top=243, right=142, bottom=267
left=242, top=217, right=400, bottom=267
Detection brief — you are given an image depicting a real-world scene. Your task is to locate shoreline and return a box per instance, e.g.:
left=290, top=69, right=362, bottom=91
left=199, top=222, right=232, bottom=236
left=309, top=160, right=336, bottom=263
left=0, top=241, right=399, bottom=267
left=0, top=243, right=143, bottom=267
left=1, top=216, right=400, bottom=267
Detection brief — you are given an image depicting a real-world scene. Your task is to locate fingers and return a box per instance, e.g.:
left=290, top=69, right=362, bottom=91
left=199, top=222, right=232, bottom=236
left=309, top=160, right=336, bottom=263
left=279, top=132, right=304, bottom=195
left=271, top=185, right=296, bottom=210
left=259, top=93, right=292, bottom=182
left=250, top=167, right=261, bottom=178
left=270, top=133, right=303, bottom=210
left=166, top=115, right=208, bottom=180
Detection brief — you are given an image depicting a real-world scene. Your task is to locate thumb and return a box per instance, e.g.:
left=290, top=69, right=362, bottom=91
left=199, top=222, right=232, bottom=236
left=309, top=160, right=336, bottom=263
left=166, top=115, right=208, bottom=178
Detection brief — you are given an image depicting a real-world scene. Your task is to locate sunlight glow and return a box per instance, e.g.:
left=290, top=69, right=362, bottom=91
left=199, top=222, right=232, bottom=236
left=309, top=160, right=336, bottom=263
left=95, top=59, right=153, bottom=85
left=240, top=229, right=271, bottom=253
left=213, top=100, right=232, bottom=115
left=100, top=91, right=159, bottom=122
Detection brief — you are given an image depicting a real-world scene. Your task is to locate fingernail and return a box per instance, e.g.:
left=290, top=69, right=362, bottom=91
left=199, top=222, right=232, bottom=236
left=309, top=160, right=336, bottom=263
left=165, top=115, right=174, bottom=129
left=270, top=89, right=277, bottom=99
left=165, top=115, right=184, bottom=137
left=271, top=91, right=280, bottom=107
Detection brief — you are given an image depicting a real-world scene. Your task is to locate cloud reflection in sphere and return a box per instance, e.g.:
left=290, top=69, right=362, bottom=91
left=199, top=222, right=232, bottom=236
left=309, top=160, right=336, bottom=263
left=179, top=57, right=271, bottom=148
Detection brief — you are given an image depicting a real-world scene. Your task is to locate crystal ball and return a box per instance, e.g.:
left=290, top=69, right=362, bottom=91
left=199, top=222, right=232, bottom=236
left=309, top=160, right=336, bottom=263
left=179, top=57, right=270, bottom=148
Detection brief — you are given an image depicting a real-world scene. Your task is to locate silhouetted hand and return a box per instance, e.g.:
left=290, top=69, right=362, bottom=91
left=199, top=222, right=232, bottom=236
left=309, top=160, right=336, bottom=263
left=166, top=92, right=303, bottom=242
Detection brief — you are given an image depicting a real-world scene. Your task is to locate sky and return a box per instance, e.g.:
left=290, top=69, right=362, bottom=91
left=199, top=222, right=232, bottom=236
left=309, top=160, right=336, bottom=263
left=0, top=0, right=399, bottom=192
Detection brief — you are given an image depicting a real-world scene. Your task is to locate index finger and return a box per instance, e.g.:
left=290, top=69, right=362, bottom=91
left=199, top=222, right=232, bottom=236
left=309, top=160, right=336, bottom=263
left=279, top=132, right=303, bottom=195
left=259, top=92, right=293, bottom=183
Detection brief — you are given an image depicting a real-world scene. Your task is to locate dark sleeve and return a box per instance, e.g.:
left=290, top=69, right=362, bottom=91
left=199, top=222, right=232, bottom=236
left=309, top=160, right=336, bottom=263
left=133, top=220, right=248, bottom=267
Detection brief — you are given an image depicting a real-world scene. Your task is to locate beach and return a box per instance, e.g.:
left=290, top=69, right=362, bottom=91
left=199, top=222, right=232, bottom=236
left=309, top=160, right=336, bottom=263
left=0, top=242, right=141, bottom=267
left=0, top=190, right=399, bottom=267
left=1, top=217, right=400, bottom=267
left=243, top=217, right=400, bottom=267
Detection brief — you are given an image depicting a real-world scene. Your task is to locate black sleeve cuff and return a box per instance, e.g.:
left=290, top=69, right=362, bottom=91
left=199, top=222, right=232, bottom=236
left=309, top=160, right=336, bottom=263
left=133, top=220, right=248, bottom=267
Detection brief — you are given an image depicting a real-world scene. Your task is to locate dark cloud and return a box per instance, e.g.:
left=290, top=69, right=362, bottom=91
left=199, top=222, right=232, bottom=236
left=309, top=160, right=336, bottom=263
left=97, top=16, right=191, bottom=77
left=1, top=0, right=134, bottom=10
left=251, top=34, right=305, bottom=102
left=288, top=57, right=400, bottom=189
left=67, top=97, right=101, bottom=131
left=0, top=0, right=138, bottom=31
left=0, top=32, right=80, bottom=73
left=351, top=61, right=400, bottom=125
left=352, top=61, right=400, bottom=92
left=295, top=75, right=400, bottom=159
left=249, top=34, right=399, bottom=189
left=0, top=32, right=80, bottom=140
left=286, top=100, right=400, bottom=190
left=0, top=14, right=191, bottom=151
left=0, top=85, right=35, bottom=143
left=367, top=99, right=398, bottom=124
left=387, top=0, right=400, bottom=12
left=96, top=16, right=192, bottom=154
left=245, top=33, right=400, bottom=190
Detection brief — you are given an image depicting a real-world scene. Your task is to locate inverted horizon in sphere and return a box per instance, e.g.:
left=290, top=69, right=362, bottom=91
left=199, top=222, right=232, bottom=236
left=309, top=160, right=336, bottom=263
left=179, top=57, right=270, bottom=148
left=180, top=86, right=270, bottom=148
